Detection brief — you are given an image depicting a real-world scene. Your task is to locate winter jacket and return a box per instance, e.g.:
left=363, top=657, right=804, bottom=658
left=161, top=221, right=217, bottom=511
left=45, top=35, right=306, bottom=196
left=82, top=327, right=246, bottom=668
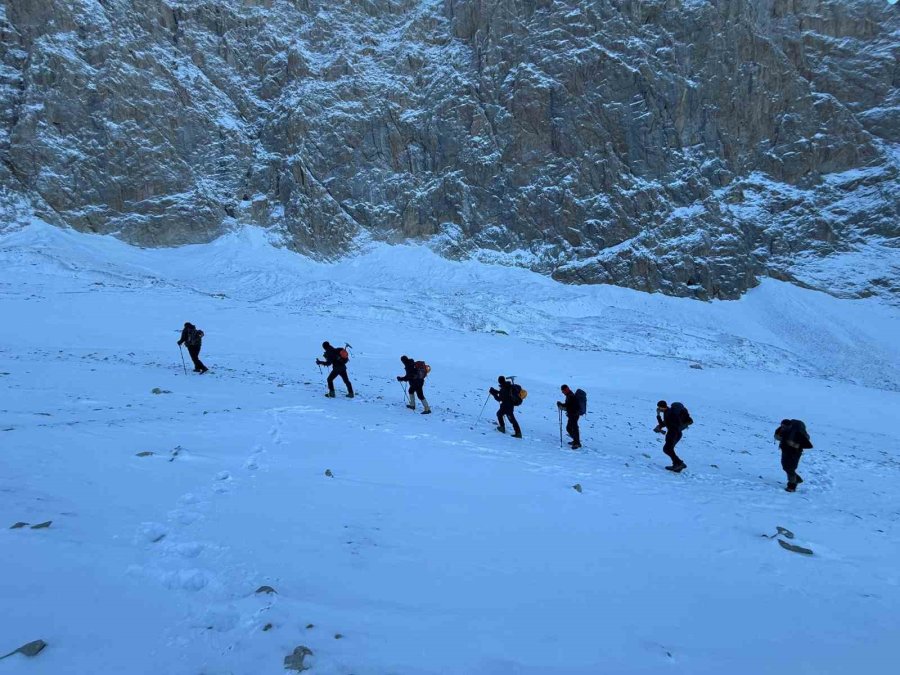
left=560, top=391, right=580, bottom=418
left=178, top=324, right=203, bottom=348
left=398, top=359, right=421, bottom=382
left=321, top=345, right=347, bottom=372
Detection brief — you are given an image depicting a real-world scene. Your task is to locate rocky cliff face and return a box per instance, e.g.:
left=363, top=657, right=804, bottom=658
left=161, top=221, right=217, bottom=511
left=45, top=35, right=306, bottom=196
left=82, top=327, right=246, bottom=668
left=1, top=0, right=897, bottom=300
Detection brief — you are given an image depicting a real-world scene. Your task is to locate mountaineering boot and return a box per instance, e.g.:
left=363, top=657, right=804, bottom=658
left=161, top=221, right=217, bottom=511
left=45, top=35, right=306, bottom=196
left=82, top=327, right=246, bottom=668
left=407, top=392, right=416, bottom=410
left=346, top=392, right=355, bottom=399
left=666, top=462, right=687, bottom=473
left=421, top=399, right=432, bottom=415
left=795, top=474, right=804, bottom=485
left=785, top=482, right=797, bottom=492
left=325, top=391, right=336, bottom=398
left=570, top=442, right=582, bottom=450
left=512, top=432, right=523, bottom=439
left=497, top=425, right=506, bottom=434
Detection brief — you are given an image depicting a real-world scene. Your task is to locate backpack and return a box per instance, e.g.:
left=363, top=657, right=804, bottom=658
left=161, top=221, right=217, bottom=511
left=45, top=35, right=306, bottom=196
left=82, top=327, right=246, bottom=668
left=670, top=402, right=693, bottom=431
left=338, top=348, right=349, bottom=363
left=510, top=384, right=527, bottom=406
left=783, top=420, right=813, bottom=450
left=186, top=328, right=203, bottom=347
left=575, top=389, right=587, bottom=416
left=414, top=360, right=431, bottom=380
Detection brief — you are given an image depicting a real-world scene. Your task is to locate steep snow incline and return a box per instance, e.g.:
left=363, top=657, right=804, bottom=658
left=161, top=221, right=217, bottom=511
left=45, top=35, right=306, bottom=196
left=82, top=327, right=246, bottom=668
left=1, top=223, right=899, bottom=674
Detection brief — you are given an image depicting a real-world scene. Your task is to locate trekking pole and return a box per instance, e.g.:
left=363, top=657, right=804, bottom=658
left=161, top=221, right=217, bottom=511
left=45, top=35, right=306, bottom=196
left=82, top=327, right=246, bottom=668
left=178, top=344, right=188, bottom=376
left=399, top=381, right=407, bottom=402
left=558, top=407, right=563, bottom=448
left=475, top=392, right=491, bottom=426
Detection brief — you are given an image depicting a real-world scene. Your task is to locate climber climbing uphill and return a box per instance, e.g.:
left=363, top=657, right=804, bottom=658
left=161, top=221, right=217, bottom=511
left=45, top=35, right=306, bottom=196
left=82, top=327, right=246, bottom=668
left=397, top=355, right=431, bottom=414
left=490, top=376, right=524, bottom=438
left=774, top=418, right=813, bottom=492
left=654, top=400, right=692, bottom=472
left=557, top=384, right=584, bottom=449
left=316, top=341, right=354, bottom=398
left=177, top=321, right=208, bottom=374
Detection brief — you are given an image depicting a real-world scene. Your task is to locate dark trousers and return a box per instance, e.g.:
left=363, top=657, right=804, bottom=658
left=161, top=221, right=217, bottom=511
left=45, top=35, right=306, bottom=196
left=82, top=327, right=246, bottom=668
left=663, top=429, right=683, bottom=464
left=186, top=344, right=206, bottom=371
left=566, top=416, right=581, bottom=444
left=409, top=379, right=425, bottom=400
left=328, top=368, right=353, bottom=395
left=497, top=404, right=521, bottom=435
left=781, top=448, right=803, bottom=483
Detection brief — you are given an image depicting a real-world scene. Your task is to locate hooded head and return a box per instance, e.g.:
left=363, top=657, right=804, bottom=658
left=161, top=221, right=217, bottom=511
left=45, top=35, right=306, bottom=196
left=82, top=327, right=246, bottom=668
left=401, top=355, right=410, bottom=364
left=184, top=322, right=193, bottom=328
left=498, top=376, right=506, bottom=385
left=780, top=419, right=791, bottom=427
left=561, top=384, right=571, bottom=395
left=322, top=341, right=331, bottom=350
left=657, top=400, right=668, bottom=411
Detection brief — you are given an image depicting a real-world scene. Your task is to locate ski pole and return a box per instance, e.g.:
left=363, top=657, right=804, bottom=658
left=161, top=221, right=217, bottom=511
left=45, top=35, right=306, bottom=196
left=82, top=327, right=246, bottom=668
left=399, top=381, right=407, bottom=402
left=475, top=392, right=491, bottom=425
left=178, top=344, right=188, bottom=375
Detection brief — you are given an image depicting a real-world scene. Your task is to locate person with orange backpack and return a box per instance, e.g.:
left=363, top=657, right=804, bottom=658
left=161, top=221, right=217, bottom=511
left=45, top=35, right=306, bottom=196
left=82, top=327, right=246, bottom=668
left=490, top=376, right=523, bottom=438
left=316, top=341, right=354, bottom=398
left=397, top=355, right=431, bottom=414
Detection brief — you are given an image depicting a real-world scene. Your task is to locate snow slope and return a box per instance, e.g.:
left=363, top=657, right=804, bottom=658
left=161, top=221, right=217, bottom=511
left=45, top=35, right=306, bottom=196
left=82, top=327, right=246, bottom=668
left=1, top=222, right=899, bottom=674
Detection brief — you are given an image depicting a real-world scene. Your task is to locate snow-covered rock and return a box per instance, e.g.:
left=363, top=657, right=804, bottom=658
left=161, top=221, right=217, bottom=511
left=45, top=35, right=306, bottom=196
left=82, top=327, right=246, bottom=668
left=0, top=0, right=897, bottom=300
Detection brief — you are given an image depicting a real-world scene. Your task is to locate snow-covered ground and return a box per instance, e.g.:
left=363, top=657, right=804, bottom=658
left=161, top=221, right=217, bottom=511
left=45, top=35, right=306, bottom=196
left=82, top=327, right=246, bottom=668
left=1, top=222, right=899, bottom=675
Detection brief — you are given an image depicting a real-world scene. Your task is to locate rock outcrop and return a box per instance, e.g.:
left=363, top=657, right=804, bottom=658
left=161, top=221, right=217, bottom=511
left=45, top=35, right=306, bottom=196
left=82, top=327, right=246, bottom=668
left=0, top=0, right=897, bottom=299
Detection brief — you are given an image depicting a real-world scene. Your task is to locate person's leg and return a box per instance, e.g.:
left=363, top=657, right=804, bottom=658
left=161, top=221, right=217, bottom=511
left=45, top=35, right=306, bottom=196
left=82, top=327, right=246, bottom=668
left=496, top=408, right=506, bottom=431
left=187, top=345, right=206, bottom=371
left=326, top=371, right=337, bottom=396
left=508, top=410, right=522, bottom=437
left=340, top=371, right=354, bottom=397
left=664, top=431, right=683, bottom=467
left=567, top=417, right=580, bottom=445
left=782, top=449, right=801, bottom=486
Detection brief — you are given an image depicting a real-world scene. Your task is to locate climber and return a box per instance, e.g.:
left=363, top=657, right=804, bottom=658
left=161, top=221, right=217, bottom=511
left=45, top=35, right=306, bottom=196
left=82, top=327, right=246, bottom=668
left=557, top=384, right=582, bottom=449
left=397, top=355, right=431, bottom=414
left=316, top=341, right=354, bottom=398
left=490, top=376, right=522, bottom=438
left=177, top=322, right=208, bottom=374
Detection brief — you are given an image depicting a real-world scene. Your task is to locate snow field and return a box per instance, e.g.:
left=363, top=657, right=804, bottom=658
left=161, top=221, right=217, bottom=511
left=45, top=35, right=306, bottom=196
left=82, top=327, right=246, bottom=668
left=1, top=223, right=899, bottom=674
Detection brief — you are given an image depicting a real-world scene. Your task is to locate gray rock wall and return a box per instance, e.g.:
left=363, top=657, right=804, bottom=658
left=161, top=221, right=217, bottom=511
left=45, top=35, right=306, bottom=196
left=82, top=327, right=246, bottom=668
left=1, top=0, right=897, bottom=299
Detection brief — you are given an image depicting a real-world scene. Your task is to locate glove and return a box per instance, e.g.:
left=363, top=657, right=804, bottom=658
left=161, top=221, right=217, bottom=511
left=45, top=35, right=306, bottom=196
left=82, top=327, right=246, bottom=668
left=316, top=360, right=323, bottom=366
left=557, top=402, right=564, bottom=409
left=653, top=425, right=663, bottom=434
left=489, top=387, right=497, bottom=395
left=396, top=376, right=402, bottom=381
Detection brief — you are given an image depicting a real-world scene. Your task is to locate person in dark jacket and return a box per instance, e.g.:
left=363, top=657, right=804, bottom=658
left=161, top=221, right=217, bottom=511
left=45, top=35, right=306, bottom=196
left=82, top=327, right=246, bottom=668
left=177, top=322, right=208, bottom=373
left=397, top=355, right=431, bottom=414
left=316, top=341, right=354, bottom=398
left=654, top=400, right=686, bottom=472
left=489, top=376, right=522, bottom=438
left=557, top=384, right=581, bottom=449
left=775, top=419, right=813, bottom=492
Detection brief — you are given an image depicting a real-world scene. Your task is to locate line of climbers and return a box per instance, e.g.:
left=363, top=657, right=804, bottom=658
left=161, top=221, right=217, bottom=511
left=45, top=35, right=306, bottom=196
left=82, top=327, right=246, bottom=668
left=175, top=323, right=814, bottom=493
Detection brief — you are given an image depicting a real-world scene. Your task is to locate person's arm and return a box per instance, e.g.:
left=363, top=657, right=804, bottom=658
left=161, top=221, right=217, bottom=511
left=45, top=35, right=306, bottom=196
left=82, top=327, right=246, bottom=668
left=489, top=387, right=500, bottom=402
left=177, top=328, right=187, bottom=346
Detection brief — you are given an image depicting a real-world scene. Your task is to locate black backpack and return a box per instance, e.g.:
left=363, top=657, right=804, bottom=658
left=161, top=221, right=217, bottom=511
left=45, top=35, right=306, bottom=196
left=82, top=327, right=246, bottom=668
left=670, top=402, right=693, bottom=431
left=186, top=327, right=203, bottom=347
left=575, top=389, right=587, bottom=415
left=783, top=420, right=813, bottom=450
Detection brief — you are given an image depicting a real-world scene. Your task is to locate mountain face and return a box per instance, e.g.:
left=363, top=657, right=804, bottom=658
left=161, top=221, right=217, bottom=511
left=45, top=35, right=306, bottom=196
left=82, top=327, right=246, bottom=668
left=1, top=0, right=897, bottom=300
